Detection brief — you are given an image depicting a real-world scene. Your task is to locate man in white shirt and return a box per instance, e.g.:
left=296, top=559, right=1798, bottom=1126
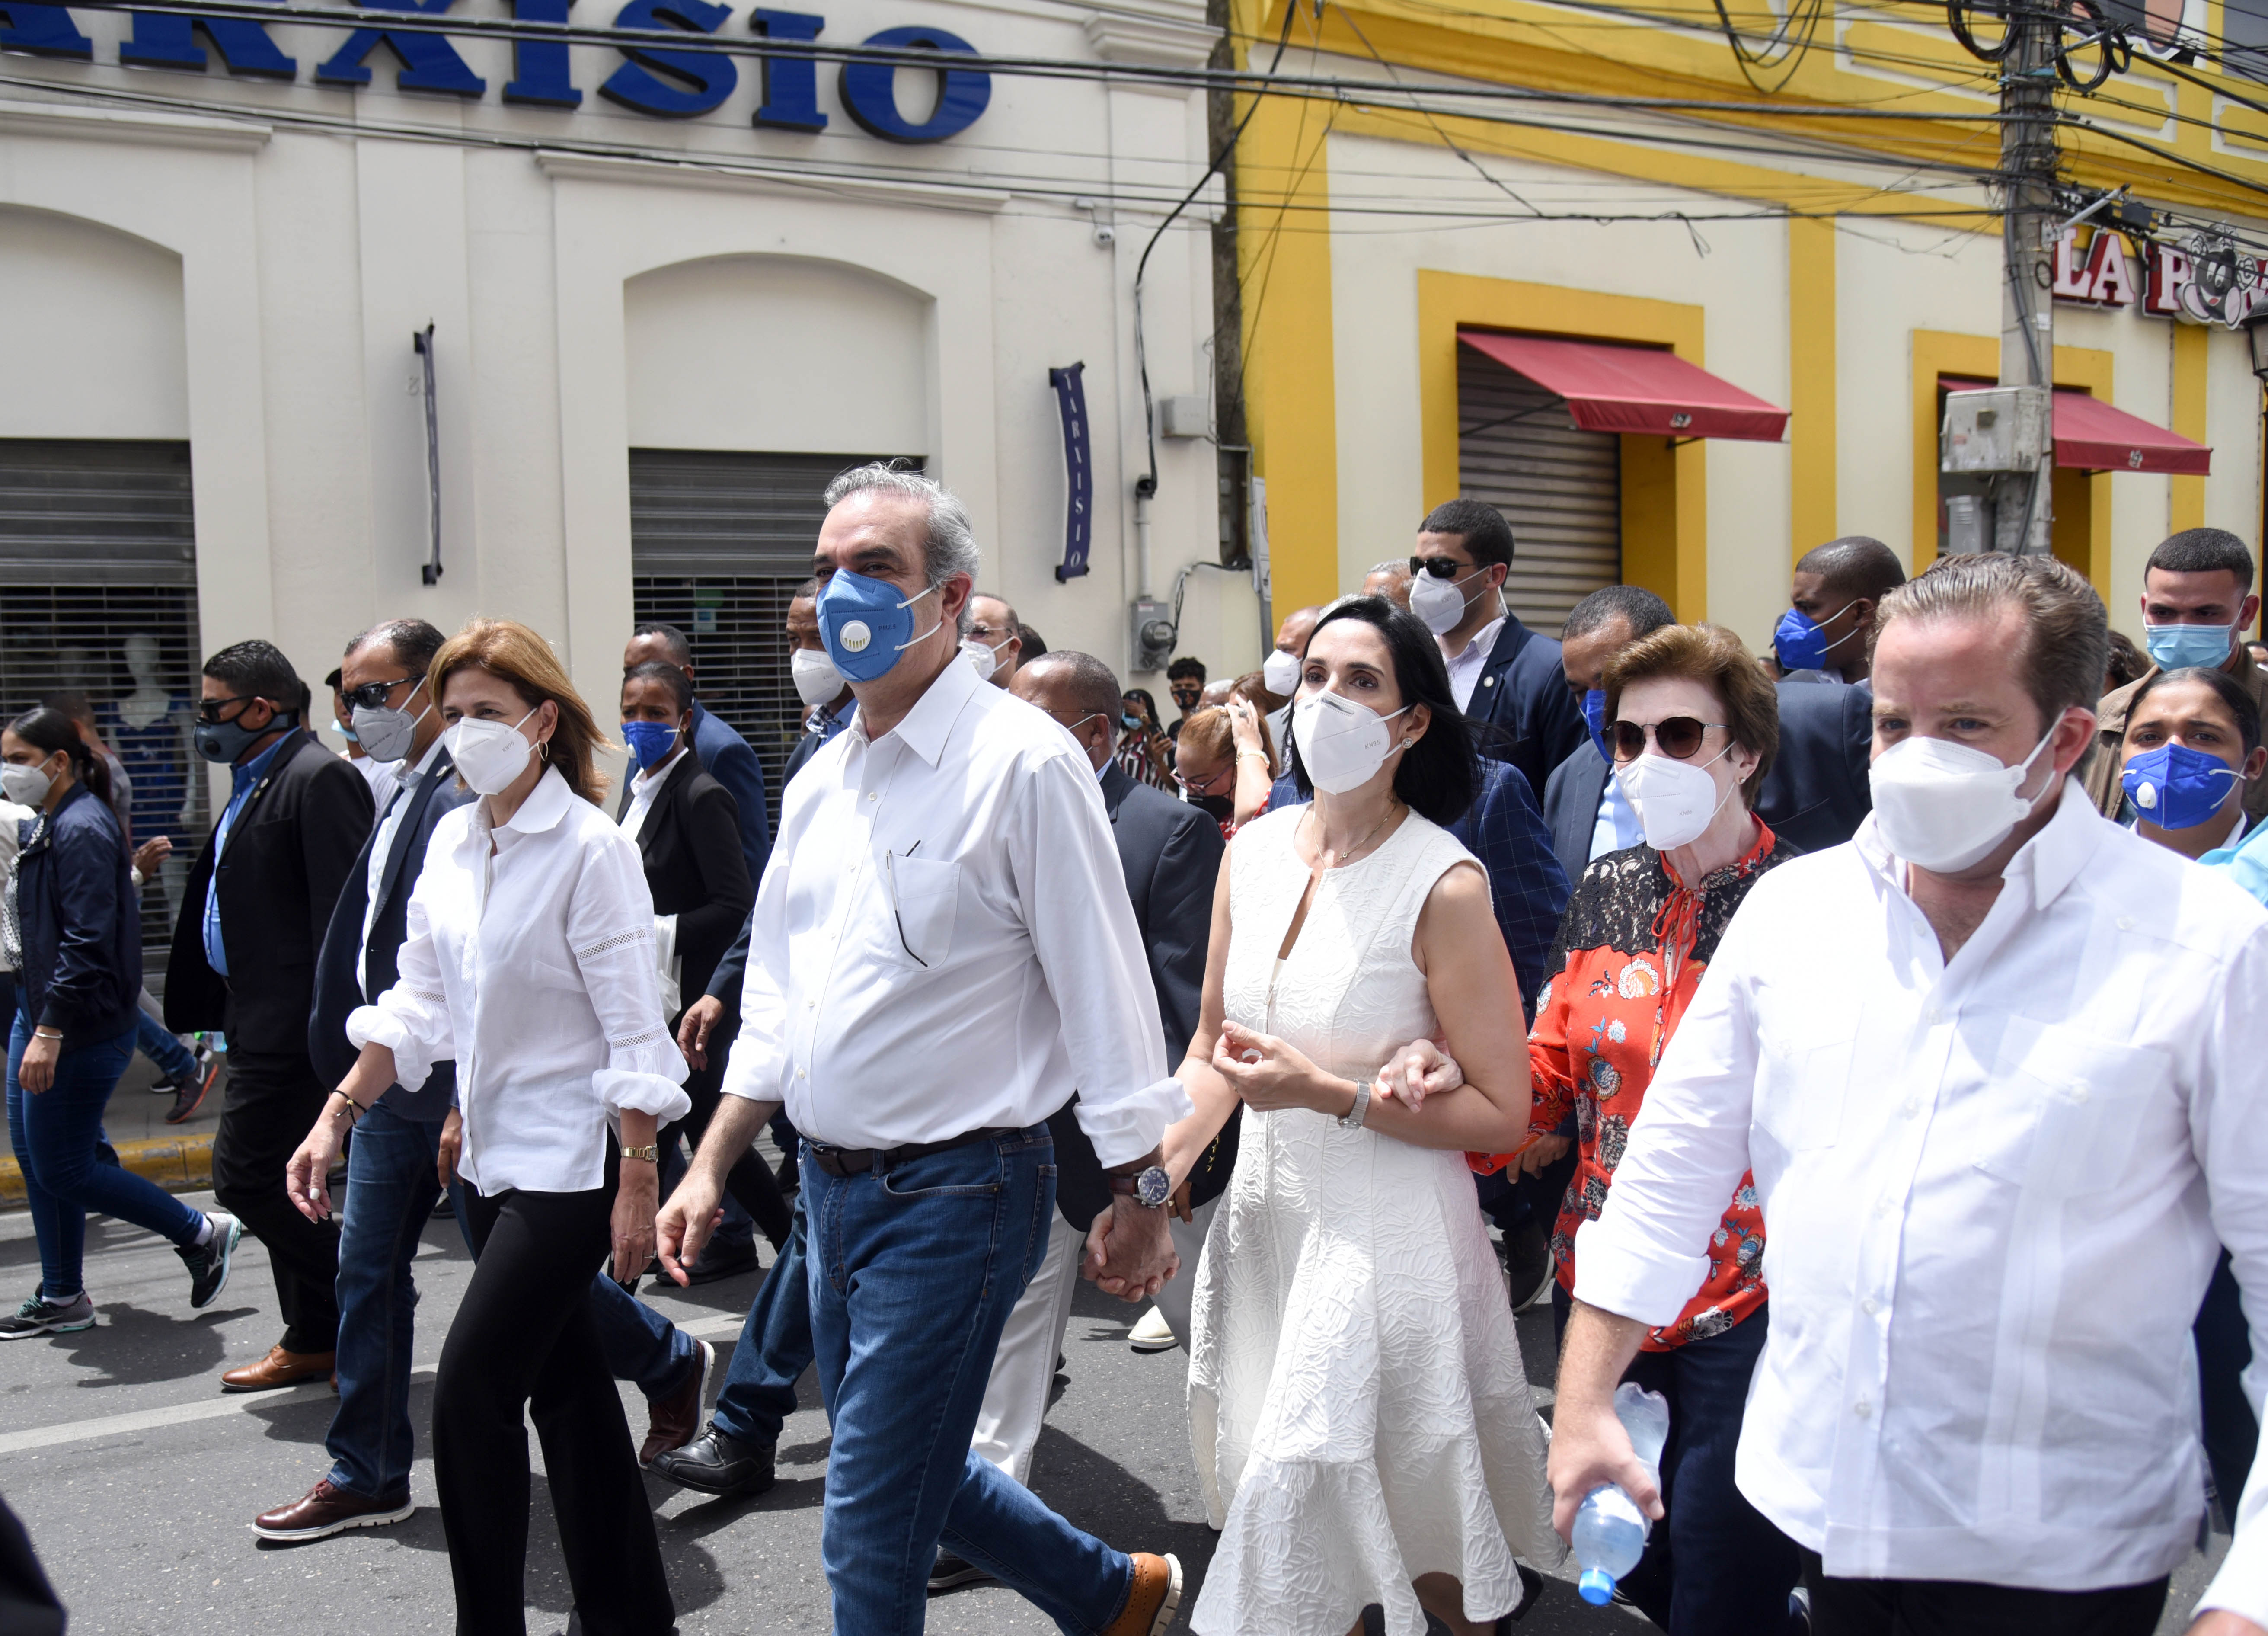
left=656, top=463, right=1189, bottom=1636
left=1550, top=551, right=2268, bottom=1635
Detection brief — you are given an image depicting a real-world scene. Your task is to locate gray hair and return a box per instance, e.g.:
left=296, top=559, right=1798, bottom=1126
left=824, top=461, right=981, bottom=637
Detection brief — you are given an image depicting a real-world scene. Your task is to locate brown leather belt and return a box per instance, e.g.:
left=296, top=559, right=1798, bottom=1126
left=804, top=1125, right=1025, bottom=1178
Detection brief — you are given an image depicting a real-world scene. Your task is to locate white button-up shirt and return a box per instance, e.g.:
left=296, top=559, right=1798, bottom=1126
left=348, top=765, right=690, bottom=1195
left=719, top=654, right=1189, bottom=1167
left=1576, top=779, right=2268, bottom=1607
left=1443, top=611, right=1505, bottom=712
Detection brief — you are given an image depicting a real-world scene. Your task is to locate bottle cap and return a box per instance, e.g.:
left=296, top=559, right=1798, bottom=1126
left=1578, top=1567, right=1617, bottom=1607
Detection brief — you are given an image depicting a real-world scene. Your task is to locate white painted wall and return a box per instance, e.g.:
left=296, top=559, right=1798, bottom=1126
left=0, top=206, right=188, bottom=440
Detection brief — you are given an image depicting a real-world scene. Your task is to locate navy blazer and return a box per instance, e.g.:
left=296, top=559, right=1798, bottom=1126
left=1541, top=741, right=1612, bottom=893
left=1462, top=614, right=1588, bottom=808
left=622, top=703, right=770, bottom=891
left=15, top=784, right=139, bottom=1047
left=1050, top=763, right=1229, bottom=1229
left=310, top=747, right=472, bottom=1121
left=1756, top=679, right=1873, bottom=853
left=166, top=730, right=374, bottom=1058
left=1267, top=754, right=1568, bottom=1013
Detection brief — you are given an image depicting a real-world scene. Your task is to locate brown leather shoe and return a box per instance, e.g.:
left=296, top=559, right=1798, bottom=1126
left=221, top=1345, right=337, bottom=1393
left=250, top=1479, right=412, bottom=1542
left=1101, top=1553, right=1182, bottom=1636
left=639, top=1338, right=712, bottom=1466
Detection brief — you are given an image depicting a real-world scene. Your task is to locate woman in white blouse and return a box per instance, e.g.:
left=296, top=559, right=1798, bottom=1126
left=286, top=619, right=688, bottom=1636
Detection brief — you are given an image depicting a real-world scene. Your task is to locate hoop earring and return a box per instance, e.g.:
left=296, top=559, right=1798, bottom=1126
left=537, top=740, right=550, bottom=762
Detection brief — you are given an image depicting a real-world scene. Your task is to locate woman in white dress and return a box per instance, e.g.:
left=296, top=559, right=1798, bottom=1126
left=1155, top=596, right=1564, bottom=1636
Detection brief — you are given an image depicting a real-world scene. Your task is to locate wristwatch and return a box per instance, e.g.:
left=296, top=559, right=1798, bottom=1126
left=619, top=1143, right=660, bottom=1164
left=1108, top=1165, right=1173, bottom=1208
left=1337, top=1079, right=1373, bottom=1131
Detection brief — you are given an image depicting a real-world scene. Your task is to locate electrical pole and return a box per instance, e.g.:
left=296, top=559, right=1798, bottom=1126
left=1996, top=0, right=2059, bottom=556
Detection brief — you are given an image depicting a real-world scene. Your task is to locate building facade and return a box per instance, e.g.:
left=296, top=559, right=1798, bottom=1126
left=1227, top=0, right=2268, bottom=651
left=0, top=0, right=1252, bottom=836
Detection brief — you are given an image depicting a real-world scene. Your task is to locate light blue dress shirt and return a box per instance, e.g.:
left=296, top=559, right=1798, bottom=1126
left=201, top=731, right=292, bottom=977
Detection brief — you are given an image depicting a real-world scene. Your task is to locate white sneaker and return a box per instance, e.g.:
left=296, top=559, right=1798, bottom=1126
left=1128, top=1306, right=1179, bottom=1353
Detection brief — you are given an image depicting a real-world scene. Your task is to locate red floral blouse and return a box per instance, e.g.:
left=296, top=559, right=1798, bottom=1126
left=1474, top=821, right=1791, bottom=1351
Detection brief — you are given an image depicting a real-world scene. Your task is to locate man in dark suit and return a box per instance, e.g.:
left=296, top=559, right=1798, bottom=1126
left=1540, top=586, right=1677, bottom=889
left=1755, top=675, right=1873, bottom=852
left=252, top=619, right=465, bottom=1540
left=1411, top=499, right=1587, bottom=799
left=783, top=579, right=856, bottom=788
left=622, top=621, right=771, bottom=888
left=168, top=639, right=373, bottom=1393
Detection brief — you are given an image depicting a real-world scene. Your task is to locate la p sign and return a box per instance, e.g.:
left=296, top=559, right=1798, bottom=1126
left=0, top=0, right=992, bottom=144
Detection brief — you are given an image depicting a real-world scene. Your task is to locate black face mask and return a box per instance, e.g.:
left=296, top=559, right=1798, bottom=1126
left=1190, top=792, right=1234, bottom=823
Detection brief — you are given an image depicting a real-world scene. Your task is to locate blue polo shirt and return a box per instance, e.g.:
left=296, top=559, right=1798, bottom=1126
left=201, top=732, right=292, bottom=978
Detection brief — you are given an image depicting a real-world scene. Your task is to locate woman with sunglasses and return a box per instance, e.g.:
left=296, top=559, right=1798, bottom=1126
left=1453, top=623, right=1802, bottom=1634
left=1171, top=700, right=1274, bottom=839
left=1140, top=596, right=1562, bottom=1636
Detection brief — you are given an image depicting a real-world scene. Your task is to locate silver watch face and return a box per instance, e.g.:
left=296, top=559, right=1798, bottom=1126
left=1135, top=1165, right=1172, bottom=1208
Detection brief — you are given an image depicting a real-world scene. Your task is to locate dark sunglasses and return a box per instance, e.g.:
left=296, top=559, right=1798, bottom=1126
left=1611, top=717, right=1728, bottom=762
left=1408, top=555, right=1472, bottom=580
left=195, top=695, right=260, bottom=724
left=340, top=676, right=418, bottom=712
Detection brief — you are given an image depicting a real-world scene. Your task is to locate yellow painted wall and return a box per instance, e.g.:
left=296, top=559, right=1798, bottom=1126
left=1788, top=218, right=1838, bottom=559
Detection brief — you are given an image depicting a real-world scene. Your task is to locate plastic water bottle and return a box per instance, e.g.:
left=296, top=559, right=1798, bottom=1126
left=1571, top=1381, right=1670, bottom=1607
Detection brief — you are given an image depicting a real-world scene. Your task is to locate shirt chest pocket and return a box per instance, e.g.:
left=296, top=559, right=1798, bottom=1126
left=1751, top=1028, right=1855, bottom=1153
left=1971, top=1020, right=2166, bottom=1198
left=885, top=853, right=961, bottom=970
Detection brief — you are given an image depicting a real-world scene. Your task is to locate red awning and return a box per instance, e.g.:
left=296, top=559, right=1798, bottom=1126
left=2053, top=390, right=2211, bottom=475
left=1458, top=329, right=1788, bottom=442
left=1940, top=375, right=2211, bottom=475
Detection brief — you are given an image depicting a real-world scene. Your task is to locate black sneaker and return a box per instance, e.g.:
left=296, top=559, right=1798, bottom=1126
left=178, top=1213, right=243, bottom=1309
left=0, top=1289, right=95, bottom=1338
left=929, top=1550, right=994, bottom=1593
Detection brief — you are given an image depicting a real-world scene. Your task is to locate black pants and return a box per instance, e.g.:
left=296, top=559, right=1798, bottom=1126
left=210, top=1049, right=340, bottom=1354
left=1801, top=1554, right=2168, bottom=1636
left=436, top=1156, right=672, bottom=1636
left=2196, top=1247, right=2258, bottom=1518
left=668, top=1050, right=790, bottom=1249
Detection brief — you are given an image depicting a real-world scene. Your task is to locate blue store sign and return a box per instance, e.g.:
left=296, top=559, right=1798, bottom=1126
left=0, top=0, right=993, bottom=143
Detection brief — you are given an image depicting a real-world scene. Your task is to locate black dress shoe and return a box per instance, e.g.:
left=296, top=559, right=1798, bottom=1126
left=928, top=1550, right=994, bottom=1593
left=684, top=1240, right=762, bottom=1286
left=649, top=1421, right=776, bottom=1498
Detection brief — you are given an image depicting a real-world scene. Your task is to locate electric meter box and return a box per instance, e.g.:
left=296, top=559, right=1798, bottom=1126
left=1941, top=386, right=2052, bottom=475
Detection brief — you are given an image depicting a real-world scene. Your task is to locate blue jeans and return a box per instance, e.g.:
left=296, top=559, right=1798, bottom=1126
left=804, top=1129, right=1133, bottom=1636
left=7, top=1015, right=200, bottom=1299
left=712, top=1186, right=814, bottom=1445
left=134, top=1008, right=195, bottom=1083
left=588, top=1270, right=700, bottom=1403
left=326, top=1102, right=442, bottom=1500
left=1618, top=1304, right=1802, bottom=1636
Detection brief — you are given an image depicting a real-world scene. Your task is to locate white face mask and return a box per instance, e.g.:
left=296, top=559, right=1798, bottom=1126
left=1409, top=568, right=1489, bottom=637
left=791, top=647, right=845, bottom=711
left=0, top=760, right=54, bottom=809
left=960, top=635, right=1010, bottom=682
left=1867, top=723, right=2060, bottom=874
left=1293, top=690, right=1413, bottom=794
left=1261, top=647, right=1301, bottom=697
left=446, top=706, right=541, bottom=797
left=1613, top=744, right=1736, bottom=853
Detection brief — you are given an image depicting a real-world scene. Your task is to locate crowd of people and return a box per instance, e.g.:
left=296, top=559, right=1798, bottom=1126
left=6, top=463, right=2268, bottom=1636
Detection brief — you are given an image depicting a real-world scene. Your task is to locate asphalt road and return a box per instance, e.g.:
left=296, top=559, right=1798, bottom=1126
left=0, top=1186, right=2234, bottom=1636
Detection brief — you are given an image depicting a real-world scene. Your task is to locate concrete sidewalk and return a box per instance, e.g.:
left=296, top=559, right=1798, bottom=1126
left=0, top=1042, right=225, bottom=1207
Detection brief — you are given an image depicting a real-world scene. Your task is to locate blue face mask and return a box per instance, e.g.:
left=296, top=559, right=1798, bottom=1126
left=2123, top=741, right=2242, bottom=831
left=622, top=719, right=679, bottom=770
left=1773, top=602, right=1856, bottom=673
left=816, top=567, right=941, bottom=683
left=1582, top=688, right=1610, bottom=762
left=2143, top=622, right=2235, bottom=673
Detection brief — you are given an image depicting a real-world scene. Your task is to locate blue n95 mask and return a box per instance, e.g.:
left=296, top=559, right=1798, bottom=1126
left=1773, top=602, right=1856, bottom=673
left=2123, top=741, right=2242, bottom=831
left=2143, top=622, right=2235, bottom=673
left=1583, top=688, right=1610, bottom=762
left=621, top=719, right=679, bottom=769
left=816, top=568, right=942, bottom=683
